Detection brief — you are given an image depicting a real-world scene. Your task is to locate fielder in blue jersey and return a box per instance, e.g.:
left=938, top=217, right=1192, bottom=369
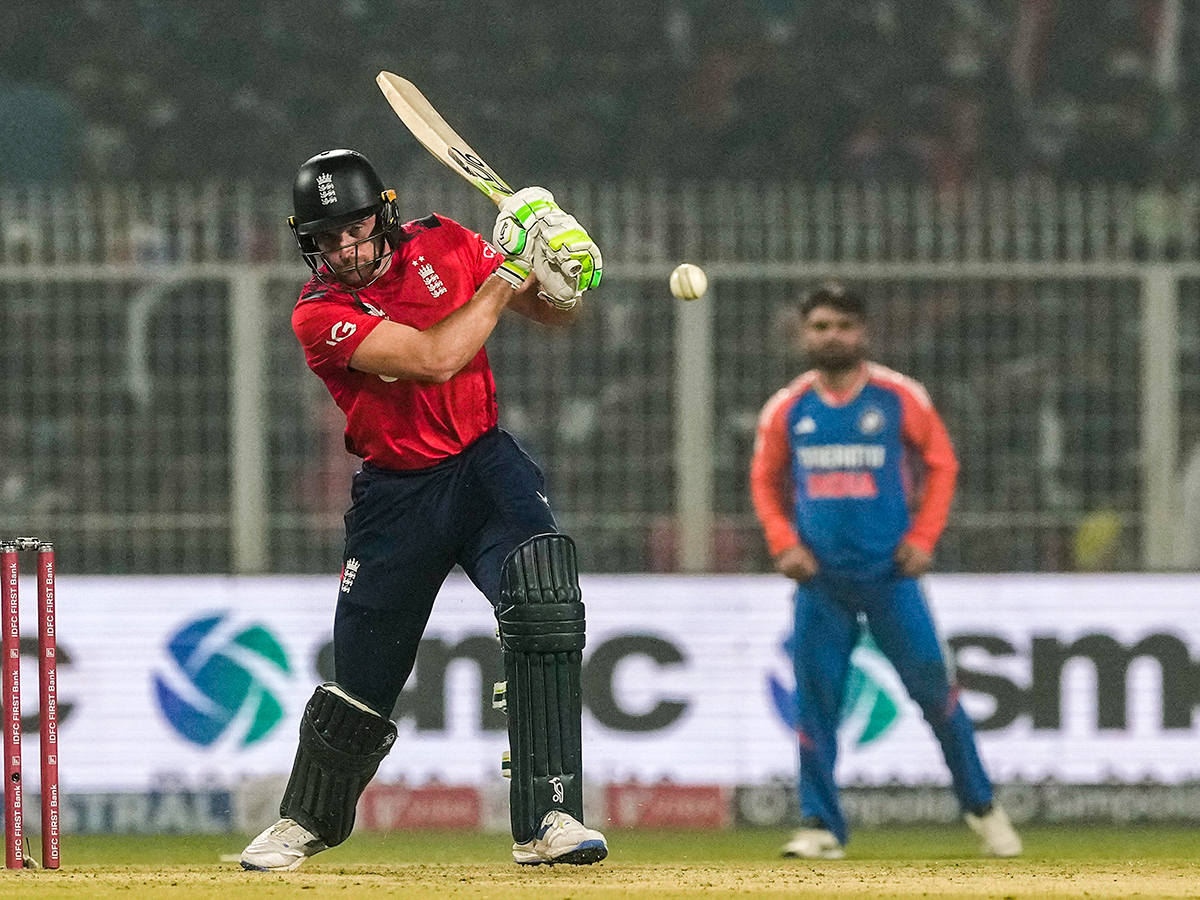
left=750, top=283, right=1021, bottom=859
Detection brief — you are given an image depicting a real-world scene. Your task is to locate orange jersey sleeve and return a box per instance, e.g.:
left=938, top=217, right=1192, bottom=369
left=750, top=381, right=806, bottom=557
left=895, top=378, right=959, bottom=554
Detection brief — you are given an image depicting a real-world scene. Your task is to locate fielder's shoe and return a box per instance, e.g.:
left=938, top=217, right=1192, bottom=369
left=965, top=804, right=1022, bottom=858
left=781, top=818, right=845, bottom=859
left=240, top=818, right=328, bottom=872
left=512, top=810, right=608, bottom=865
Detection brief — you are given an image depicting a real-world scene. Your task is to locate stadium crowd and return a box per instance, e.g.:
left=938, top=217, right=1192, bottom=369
left=1, top=1, right=1195, bottom=577
left=1, top=0, right=1194, bottom=189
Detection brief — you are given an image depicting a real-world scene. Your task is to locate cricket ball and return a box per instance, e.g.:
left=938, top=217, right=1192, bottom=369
left=669, top=263, right=708, bottom=301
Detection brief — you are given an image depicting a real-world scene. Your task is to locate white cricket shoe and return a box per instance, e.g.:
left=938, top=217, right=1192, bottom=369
left=966, top=804, right=1022, bottom=857
left=240, top=818, right=328, bottom=871
left=512, top=810, right=608, bottom=865
left=781, top=825, right=845, bottom=859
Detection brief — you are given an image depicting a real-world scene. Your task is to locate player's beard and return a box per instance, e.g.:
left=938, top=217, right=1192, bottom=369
left=810, top=344, right=865, bottom=375
left=331, top=234, right=388, bottom=288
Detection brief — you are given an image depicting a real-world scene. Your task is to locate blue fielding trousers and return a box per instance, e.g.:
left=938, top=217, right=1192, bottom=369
left=792, top=570, right=994, bottom=844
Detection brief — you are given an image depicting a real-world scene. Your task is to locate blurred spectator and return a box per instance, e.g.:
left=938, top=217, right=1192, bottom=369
left=1132, top=166, right=1188, bottom=260
left=0, top=2, right=1189, bottom=192
left=1176, top=417, right=1200, bottom=570
left=1072, top=507, right=1125, bottom=571
left=1058, top=52, right=1165, bottom=184
left=842, top=110, right=926, bottom=182
left=0, top=28, right=84, bottom=182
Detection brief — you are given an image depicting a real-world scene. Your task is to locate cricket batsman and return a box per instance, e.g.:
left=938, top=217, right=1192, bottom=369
left=240, top=149, right=606, bottom=870
left=750, top=282, right=1021, bottom=859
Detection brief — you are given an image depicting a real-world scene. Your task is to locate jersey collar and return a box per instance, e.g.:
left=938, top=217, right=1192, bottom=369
left=812, top=362, right=870, bottom=407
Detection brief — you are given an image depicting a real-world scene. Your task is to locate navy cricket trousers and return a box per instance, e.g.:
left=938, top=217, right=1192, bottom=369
left=331, top=427, right=557, bottom=716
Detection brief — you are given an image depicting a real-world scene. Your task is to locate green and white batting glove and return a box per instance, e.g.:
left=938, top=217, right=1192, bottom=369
left=492, top=186, right=558, bottom=287
left=531, top=209, right=603, bottom=310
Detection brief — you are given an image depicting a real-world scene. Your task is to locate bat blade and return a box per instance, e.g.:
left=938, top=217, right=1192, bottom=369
left=376, top=71, right=513, bottom=205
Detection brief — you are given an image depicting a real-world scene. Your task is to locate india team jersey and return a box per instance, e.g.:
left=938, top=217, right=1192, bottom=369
left=291, top=214, right=503, bottom=470
left=750, top=363, right=958, bottom=578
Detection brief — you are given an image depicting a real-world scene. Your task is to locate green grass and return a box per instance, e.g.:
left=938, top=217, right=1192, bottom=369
left=54, top=825, right=1198, bottom=865
left=1, top=827, right=1196, bottom=900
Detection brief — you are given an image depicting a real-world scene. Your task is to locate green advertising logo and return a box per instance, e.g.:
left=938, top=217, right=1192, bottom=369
left=839, top=633, right=900, bottom=745
left=154, top=613, right=292, bottom=747
left=768, top=631, right=901, bottom=745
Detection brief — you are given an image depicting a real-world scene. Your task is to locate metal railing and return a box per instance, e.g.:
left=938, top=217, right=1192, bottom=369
left=1, top=179, right=1196, bottom=574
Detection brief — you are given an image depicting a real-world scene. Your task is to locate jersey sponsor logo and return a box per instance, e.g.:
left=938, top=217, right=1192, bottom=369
left=794, top=416, right=816, bottom=435
left=481, top=239, right=498, bottom=259
left=412, top=255, right=447, bottom=298
left=326, top=321, right=357, bottom=346
left=858, top=408, right=885, bottom=435
left=797, top=443, right=886, bottom=470
left=340, top=558, right=361, bottom=594
left=316, top=172, right=337, bottom=206
left=806, top=470, right=879, bottom=498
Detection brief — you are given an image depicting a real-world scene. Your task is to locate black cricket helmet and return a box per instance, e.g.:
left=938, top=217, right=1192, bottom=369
left=289, top=149, right=400, bottom=284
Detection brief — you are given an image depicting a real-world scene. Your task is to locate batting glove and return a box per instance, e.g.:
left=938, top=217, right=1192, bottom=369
left=492, top=187, right=557, bottom=288
left=531, top=209, right=603, bottom=309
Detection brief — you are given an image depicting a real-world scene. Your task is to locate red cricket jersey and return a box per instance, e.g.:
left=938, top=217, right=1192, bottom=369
left=291, top=214, right=504, bottom=470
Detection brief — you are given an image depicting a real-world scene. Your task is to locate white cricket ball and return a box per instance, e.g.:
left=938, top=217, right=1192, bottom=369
left=669, top=263, right=708, bottom=301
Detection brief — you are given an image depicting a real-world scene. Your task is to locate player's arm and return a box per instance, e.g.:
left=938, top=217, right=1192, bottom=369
left=750, top=390, right=817, bottom=580
left=506, top=290, right=584, bottom=327
left=348, top=272, right=540, bottom=382
left=897, top=384, right=959, bottom=575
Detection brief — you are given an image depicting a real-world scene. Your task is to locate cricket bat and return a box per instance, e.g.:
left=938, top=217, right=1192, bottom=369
left=376, top=71, right=514, bottom=205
